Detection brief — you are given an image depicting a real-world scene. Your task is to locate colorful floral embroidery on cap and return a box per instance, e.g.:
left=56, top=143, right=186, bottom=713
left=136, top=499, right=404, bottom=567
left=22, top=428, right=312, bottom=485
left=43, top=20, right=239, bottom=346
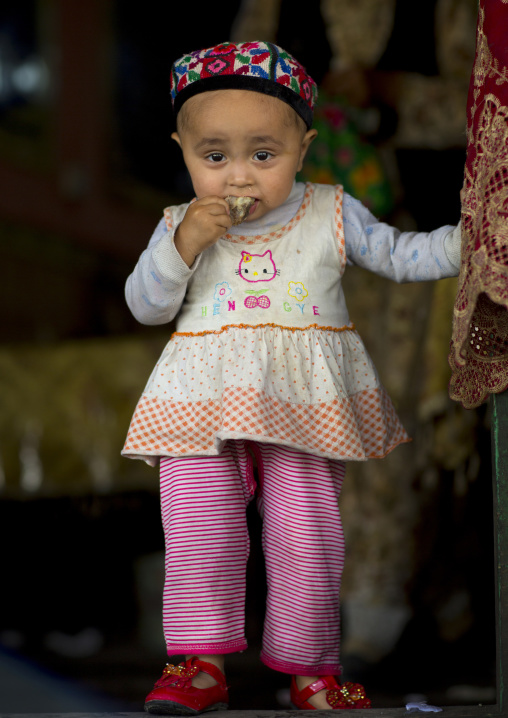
left=170, top=42, right=317, bottom=128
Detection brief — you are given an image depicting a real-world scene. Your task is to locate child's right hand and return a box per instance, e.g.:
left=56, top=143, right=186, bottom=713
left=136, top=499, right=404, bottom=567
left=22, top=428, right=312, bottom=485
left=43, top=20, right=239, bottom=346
left=174, top=196, right=232, bottom=267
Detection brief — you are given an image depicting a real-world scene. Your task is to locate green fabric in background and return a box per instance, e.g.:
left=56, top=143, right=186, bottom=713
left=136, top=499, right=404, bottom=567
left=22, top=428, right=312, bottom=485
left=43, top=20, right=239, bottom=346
left=299, top=92, right=394, bottom=218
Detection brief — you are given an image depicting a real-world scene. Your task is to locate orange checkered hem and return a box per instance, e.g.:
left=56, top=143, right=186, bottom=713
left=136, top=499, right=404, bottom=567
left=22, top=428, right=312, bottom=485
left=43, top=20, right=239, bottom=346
left=122, top=385, right=409, bottom=462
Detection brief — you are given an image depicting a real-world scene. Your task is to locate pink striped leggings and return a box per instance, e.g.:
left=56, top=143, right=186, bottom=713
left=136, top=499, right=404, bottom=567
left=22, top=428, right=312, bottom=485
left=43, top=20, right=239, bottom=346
left=160, top=441, right=346, bottom=675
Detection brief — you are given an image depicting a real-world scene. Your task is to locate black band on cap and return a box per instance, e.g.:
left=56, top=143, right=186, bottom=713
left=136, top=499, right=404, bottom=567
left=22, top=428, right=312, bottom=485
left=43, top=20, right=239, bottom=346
left=173, top=75, right=313, bottom=129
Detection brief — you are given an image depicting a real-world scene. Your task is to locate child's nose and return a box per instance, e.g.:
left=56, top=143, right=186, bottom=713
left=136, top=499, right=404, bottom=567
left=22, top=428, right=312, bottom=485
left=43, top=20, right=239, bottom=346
left=228, top=159, right=253, bottom=188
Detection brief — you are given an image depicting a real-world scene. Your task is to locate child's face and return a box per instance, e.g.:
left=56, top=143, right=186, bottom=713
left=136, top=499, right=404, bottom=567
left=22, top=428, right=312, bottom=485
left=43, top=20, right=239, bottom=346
left=172, top=90, right=317, bottom=223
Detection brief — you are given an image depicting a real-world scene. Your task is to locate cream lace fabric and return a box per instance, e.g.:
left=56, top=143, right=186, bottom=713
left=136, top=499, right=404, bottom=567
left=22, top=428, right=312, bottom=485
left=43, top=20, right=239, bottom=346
left=449, top=1, right=508, bottom=408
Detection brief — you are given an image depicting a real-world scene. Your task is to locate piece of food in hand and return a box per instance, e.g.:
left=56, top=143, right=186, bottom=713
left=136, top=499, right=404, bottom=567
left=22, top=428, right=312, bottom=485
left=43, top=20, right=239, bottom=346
left=225, top=195, right=256, bottom=225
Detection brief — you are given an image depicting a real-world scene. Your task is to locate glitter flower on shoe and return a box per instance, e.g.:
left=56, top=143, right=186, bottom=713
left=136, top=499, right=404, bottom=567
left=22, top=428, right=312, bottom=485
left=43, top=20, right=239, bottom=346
left=154, top=661, right=199, bottom=688
left=326, top=681, right=372, bottom=709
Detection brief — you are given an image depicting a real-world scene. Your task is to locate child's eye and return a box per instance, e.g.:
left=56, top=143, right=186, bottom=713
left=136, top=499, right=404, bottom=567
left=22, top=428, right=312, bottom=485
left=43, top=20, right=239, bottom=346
left=254, top=151, right=272, bottom=162
left=207, top=152, right=226, bottom=163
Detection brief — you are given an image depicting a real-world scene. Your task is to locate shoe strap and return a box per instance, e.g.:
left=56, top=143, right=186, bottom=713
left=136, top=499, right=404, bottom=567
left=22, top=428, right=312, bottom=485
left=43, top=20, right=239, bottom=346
left=187, top=657, right=227, bottom=687
left=298, top=675, right=339, bottom=703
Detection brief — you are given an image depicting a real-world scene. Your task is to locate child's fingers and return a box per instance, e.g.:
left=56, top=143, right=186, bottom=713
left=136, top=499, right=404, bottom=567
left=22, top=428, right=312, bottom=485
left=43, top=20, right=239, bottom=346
left=189, top=198, right=232, bottom=229
left=180, top=201, right=232, bottom=249
left=193, top=195, right=230, bottom=213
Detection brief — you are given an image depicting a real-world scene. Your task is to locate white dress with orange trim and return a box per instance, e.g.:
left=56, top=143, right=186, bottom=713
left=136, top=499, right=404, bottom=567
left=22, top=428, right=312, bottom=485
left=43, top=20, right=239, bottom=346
left=122, top=183, right=456, bottom=464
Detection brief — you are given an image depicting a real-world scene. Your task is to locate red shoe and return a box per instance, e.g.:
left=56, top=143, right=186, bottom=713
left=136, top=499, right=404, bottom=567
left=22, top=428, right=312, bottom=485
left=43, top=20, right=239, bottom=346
left=290, top=675, right=371, bottom=710
left=145, top=657, right=228, bottom=715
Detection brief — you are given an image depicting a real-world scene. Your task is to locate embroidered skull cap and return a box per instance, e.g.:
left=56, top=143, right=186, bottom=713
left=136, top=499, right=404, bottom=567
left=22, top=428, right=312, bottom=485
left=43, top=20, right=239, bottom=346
left=170, top=41, right=318, bottom=129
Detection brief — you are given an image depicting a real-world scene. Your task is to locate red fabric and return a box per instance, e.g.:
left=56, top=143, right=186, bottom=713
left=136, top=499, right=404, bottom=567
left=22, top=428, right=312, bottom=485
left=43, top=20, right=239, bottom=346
left=449, top=0, right=508, bottom=408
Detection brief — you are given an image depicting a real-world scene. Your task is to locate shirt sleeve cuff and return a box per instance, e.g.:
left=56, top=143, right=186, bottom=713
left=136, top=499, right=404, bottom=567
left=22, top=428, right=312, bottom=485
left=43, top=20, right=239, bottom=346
left=444, top=224, right=462, bottom=271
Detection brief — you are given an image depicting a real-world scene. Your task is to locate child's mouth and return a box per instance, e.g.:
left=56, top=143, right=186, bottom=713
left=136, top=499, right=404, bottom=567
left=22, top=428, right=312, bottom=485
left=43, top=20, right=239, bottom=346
left=248, top=199, right=260, bottom=215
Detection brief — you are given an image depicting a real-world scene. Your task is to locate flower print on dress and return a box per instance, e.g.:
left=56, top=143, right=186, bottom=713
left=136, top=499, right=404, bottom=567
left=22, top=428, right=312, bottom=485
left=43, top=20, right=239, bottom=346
left=214, top=281, right=232, bottom=303
left=288, top=281, right=309, bottom=301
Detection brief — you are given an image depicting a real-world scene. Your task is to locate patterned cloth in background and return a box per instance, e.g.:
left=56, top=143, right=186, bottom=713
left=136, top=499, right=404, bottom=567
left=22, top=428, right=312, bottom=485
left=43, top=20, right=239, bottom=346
left=448, top=0, right=508, bottom=408
left=299, top=92, right=394, bottom=218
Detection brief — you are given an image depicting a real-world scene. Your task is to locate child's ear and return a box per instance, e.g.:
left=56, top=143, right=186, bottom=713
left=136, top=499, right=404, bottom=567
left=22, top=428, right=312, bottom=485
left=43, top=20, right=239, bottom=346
left=297, top=129, right=318, bottom=171
left=171, top=132, right=182, bottom=149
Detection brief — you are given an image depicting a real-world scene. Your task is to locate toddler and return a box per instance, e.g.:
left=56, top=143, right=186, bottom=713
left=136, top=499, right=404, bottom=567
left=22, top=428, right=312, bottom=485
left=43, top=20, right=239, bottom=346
left=122, top=41, right=461, bottom=714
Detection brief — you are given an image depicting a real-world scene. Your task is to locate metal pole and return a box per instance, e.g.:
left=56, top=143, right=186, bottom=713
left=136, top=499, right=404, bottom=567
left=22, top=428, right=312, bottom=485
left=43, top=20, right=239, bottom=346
left=491, top=390, right=508, bottom=714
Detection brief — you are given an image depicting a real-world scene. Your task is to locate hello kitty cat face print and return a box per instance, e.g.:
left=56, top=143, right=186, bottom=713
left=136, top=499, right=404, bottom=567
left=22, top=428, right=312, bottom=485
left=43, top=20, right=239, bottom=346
left=237, top=250, right=279, bottom=283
